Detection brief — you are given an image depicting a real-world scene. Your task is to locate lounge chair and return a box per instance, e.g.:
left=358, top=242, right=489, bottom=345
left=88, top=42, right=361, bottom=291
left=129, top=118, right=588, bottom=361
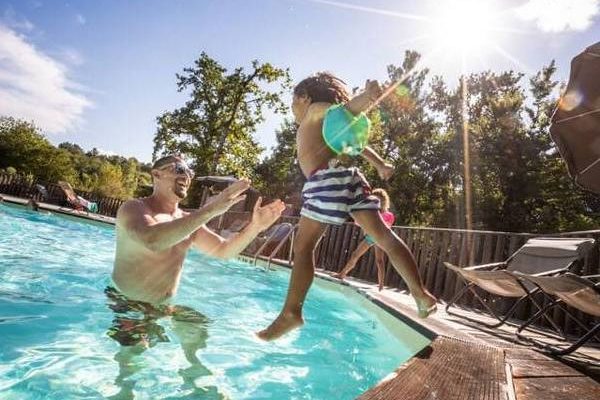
left=513, top=272, right=600, bottom=355
left=443, top=237, right=595, bottom=329
left=57, top=181, right=99, bottom=213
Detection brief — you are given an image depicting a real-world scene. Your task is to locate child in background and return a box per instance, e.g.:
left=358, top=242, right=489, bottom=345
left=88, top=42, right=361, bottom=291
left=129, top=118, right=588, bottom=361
left=334, top=188, right=394, bottom=291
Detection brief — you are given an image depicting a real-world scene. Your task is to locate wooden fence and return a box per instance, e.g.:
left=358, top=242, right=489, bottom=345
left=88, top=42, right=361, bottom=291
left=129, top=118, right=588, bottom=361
left=0, top=173, right=124, bottom=217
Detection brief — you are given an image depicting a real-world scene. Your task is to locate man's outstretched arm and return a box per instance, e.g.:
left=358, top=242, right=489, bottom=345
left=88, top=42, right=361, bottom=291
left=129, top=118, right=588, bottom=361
left=193, top=197, right=285, bottom=259
left=119, top=180, right=250, bottom=252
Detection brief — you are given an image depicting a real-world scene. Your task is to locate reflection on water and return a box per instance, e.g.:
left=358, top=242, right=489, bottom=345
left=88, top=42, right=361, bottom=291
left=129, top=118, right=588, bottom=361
left=105, top=287, right=225, bottom=400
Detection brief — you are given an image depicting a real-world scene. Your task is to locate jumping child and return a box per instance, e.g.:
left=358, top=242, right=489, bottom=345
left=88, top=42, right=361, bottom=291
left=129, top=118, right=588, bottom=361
left=258, top=73, right=437, bottom=341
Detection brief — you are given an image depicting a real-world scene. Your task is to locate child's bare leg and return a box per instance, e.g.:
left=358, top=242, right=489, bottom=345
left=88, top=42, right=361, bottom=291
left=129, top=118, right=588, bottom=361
left=374, top=246, right=386, bottom=291
left=257, top=217, right=327, bottom=341
left=351, top=210, right=437, bottom=317
left=334, top=239, right=371, bottom=280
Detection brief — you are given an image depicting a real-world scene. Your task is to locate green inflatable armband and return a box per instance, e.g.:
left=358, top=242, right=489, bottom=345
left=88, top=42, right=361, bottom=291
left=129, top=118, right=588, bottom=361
left=322, top=104, right=370, bottom=156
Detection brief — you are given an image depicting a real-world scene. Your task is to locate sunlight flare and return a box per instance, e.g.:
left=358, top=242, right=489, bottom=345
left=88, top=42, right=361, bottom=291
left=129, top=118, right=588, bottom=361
left=429, top=0, right=498, bottom=56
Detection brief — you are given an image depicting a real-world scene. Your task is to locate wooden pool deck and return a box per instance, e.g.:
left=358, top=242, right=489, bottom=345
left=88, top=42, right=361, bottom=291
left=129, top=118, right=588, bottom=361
left=316, top=270, right=600, bottom=400
left=3, top=195, right=598, bottom=399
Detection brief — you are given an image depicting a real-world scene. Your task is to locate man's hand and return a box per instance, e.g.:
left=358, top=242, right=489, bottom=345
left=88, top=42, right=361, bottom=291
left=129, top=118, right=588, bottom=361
left=204, top=179, right=250, bottom=217
left=377, top=163, right=394, bottom=181
left=251, top=197, right=286, bottom=232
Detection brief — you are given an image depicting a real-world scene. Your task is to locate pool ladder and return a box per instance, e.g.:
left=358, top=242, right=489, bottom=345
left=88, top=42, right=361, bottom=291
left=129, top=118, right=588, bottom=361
left=252, top=222, right=297, bottom=270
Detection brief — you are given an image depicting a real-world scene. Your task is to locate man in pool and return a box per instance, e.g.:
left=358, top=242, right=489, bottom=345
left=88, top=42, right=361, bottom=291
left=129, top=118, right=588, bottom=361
left=112, top=154, right=285, bottom=305
left=107, top=154, right=284, bottom=397
left=257, top=73, right=437, bottom=341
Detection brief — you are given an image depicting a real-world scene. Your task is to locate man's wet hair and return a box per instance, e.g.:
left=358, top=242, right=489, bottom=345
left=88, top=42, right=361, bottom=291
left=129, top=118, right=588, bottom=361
left=294, top=72, right=350, bottom=104
left=152, top=154, right=183, bottom=169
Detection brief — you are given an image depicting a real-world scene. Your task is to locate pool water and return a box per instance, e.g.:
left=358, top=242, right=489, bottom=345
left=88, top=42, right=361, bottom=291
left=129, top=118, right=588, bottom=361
left=0, top=203, right=430, bottom=399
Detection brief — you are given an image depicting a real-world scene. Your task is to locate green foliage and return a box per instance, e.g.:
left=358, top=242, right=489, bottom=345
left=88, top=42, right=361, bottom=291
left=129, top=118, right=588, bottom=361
left=0, top=117, right=77, bottom=183
left=153, top=52, right=292, bottom=180
left=428, top=62, right=596, bottom=232
left=60, top=147, right=151, bottom=199
left=254, top=119, right=304, bottom=203
left=0, top=116, right=151, bottom=199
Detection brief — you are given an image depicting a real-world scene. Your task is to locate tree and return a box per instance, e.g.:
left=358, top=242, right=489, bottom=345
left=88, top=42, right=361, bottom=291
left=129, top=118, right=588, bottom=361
left=370, top=51, right=452, bottom=226
left=0, top=116, right=77, bottom=183
left=254, top=119, right=304, bottom=203
left=428, top=63, right=596, bottom=233
left=94, top=162, right=126, bottom=198
left=153, top=53, right=291, bottom=180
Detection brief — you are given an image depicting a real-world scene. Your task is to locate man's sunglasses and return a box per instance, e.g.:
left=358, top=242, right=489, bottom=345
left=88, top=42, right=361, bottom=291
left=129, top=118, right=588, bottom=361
left=157, top=162, right=195, bottom=179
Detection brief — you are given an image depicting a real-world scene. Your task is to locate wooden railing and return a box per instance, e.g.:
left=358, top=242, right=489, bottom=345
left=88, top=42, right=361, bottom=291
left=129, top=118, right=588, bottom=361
left=0, top=173, right=125, bottom=217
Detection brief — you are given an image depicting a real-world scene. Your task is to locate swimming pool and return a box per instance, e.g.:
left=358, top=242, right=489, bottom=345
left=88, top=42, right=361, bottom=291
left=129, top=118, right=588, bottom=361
left=0, top=202, right=430, bottom=399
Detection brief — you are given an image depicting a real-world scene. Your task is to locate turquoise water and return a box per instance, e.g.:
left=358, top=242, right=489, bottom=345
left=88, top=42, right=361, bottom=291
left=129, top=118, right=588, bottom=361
left=0, top=203, right=430, bottom=399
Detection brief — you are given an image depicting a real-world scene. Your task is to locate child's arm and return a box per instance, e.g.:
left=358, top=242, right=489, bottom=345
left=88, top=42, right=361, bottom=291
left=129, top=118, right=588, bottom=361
left=345, top=79, right=393, bottom=179
left=345, top=80, right=382, bottom=115
left=362, top=146, right=394, bottom=180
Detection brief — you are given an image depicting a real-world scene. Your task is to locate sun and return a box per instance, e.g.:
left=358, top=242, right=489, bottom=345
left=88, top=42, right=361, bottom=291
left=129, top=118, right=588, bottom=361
left=429, top=0, right=499, bottom=56
left=307, top=0, right=522, bottom=79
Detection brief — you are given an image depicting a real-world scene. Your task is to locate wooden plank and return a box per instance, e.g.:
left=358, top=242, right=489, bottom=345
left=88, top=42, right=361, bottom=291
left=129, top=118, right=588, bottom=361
left=358, top=336, right=507, bottom=400
left=424, top=230, right=441, bottom=290
left=331, top=224, right=348, bottom=272
left=443, top=232, right=463, bottom=301
left=513, top=376, right=599, bottom=400
left=493, top=235, right=507, bottom=261
left=481, top=234, right=494, bottom=264
left=510, top=359, right=584, bottom=378
left=454, top=233, right=471, bottom=306
left=433, top=231, right=451, bottom=299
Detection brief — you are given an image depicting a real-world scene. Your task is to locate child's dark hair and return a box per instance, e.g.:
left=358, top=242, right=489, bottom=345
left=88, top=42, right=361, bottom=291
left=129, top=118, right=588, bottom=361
left=294, top=72, right=350, bottom=104
left=372, top=188, right=390, bottom=211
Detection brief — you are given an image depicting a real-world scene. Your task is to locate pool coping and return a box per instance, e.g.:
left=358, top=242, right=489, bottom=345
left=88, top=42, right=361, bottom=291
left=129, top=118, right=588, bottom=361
left=0, top=194, right=116, bottom=225
left=3, top=195, right=598, bottom=399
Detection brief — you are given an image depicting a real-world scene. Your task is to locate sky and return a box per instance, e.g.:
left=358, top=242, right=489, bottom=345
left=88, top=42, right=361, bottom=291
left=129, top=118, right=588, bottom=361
left=1, top=0, right=599, bottom=163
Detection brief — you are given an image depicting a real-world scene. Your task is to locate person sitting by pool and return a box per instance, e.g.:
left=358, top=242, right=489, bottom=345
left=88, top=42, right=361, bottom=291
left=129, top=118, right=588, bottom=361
left=33, top=184, right=48, bottom=202
left=26, top=198, right=40, bottom=212
left=334, top=188, right=395, bottom=291
left=57, top=181, right=99, bottom=213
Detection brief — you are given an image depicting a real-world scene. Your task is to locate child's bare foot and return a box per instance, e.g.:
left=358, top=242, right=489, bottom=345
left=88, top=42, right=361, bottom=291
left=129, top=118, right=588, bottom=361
left=256, top=311, right=304, bottom=341
left=378, top=284, right=383, bottom=292
left=415, top=291, right=437, bottom=318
